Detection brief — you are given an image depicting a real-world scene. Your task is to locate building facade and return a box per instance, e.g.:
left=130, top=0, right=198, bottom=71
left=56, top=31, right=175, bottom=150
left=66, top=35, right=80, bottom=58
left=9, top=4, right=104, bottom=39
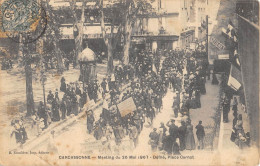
left=49, top=0, right=208, bottom=53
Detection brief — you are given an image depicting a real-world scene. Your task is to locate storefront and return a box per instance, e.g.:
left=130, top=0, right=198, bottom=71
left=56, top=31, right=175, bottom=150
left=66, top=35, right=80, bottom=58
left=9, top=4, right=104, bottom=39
left=131, top=34, right=179, bottom=52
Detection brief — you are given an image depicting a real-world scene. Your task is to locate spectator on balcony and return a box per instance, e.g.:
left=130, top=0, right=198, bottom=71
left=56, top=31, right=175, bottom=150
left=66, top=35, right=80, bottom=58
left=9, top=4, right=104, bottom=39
left=159, top=26, right=165, bottom=34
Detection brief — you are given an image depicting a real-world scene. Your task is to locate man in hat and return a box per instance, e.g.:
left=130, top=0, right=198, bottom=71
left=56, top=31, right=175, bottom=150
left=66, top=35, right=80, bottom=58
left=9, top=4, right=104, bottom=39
left=166, top=119, right=179, bottom=142
left=222, top=96, right=230, bottom=123
left=47, top=90, right=54, bottom=104
left=149, top=128, right=159, bottom=151
left=178, top=121, right=187, bottom=151
left=37, top=101, right=45, bottom=120
left=101, top=78, right=108, bottom=95
left=195, top=120, right=205, bottom=150
left=93, top=122, right=103, bottom=140
left=60, top=77, right=66, bottom=92
left=113, top=124, right=125, bottom=146
left=51, top=99, right=60, bottom=122
left=159, top=122, right=167, bottom=138
left=104, top=123, right=113, bottom=141
left=129, top=123, right=139, bottom=148
left=55, top=89, right=59, bottom=103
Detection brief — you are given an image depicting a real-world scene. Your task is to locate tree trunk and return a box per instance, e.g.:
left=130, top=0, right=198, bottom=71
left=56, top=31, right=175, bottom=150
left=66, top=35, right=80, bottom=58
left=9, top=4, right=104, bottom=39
left=70, top=0, right=86, bottom=65
left=107, top=39, right=113, bottom=76
left=53, top=41, right=63, bottom=74
left=25, top=58, right=35, bottom=116
left=123, top=21, right=132, bottom=65
left=100, top=0, right=113, bottom=76
left=74, top=22, right=84, bottom=64
left=56, top=50, right=63, bottom=74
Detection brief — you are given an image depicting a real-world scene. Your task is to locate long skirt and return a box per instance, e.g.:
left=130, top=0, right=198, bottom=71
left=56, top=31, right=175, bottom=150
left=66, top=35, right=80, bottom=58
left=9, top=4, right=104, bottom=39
left=52, top=108, right=60, bottom=122
left=185, top=132, right=196, bottom=150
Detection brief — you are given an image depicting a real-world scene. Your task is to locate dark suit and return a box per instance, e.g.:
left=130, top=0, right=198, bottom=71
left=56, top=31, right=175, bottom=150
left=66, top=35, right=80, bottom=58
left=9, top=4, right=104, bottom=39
left=195, top=124, right=205, bottom=149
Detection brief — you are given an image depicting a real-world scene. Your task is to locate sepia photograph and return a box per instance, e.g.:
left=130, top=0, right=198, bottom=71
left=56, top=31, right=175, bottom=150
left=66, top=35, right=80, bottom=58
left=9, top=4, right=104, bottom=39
left=0, top=0, right=259, bottom=165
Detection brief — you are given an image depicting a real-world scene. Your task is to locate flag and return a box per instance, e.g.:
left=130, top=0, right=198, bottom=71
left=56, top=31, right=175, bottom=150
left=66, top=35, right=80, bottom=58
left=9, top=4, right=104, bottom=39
left=227, top=64, right=242, bottom=91
left=222, top=21, right=238, bottom=43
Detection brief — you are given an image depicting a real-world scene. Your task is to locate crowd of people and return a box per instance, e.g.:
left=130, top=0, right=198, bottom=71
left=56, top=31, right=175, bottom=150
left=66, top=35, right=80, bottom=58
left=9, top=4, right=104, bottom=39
left=9, top=62, right=136, bottom=145
left=10, top=47, right=210, bottom=154
left=83, top=48, right=210, bottom=154
left=228, top=97, right=250, bottom=149
left=89, top=50, right=166, bottom=152
left=146, top=49, right=208, bottom=154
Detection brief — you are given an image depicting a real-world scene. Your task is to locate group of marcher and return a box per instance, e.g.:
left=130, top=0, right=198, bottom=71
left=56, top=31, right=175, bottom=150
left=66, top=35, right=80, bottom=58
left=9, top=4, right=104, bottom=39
left=149, top=119, right=205, bottom=155
left=88, top=51, right=166, bottom=152
left=147, top=49, right=208, bottom=154
left=84, top=48, right=209, bottom=154
left=31, top=77, right=105, bottom=136
left=10, top=47, right=209, bottom=153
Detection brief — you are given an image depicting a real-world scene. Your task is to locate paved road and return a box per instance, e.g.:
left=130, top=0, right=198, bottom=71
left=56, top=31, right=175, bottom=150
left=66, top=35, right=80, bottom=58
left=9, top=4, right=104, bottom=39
left=189, top=78, right=220, bottom=150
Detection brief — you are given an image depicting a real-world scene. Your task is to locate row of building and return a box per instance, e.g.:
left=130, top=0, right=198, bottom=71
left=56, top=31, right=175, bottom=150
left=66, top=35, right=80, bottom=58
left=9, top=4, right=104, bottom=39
left=52, top=0, right=209, bottom=53
left=0, top=0, right=212, bottom=58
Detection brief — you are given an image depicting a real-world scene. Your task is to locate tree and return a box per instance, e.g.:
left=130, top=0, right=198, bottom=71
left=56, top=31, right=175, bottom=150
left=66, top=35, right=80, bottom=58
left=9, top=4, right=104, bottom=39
left=99, top=0, right=153, bottom=73
left=99, top=0, right=123, bottom=76
left=45, top=0, right=65, bottom=74
left=18, top=36, right=35, bottom=116
left=117, top=0, right=154, bottom=65
left=24, top=51, right=35, bottom=116
left=69, top=0, right=87, bottom=64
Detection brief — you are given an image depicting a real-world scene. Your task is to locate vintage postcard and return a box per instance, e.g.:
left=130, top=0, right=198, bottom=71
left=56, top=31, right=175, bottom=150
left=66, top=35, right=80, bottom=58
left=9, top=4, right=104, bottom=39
left=0, top=0, right=259, bottom=165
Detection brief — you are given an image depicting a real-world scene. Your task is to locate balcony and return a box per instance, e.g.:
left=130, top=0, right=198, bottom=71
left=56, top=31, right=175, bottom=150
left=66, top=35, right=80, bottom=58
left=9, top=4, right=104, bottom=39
left=236, top=1, right=259, bottom=26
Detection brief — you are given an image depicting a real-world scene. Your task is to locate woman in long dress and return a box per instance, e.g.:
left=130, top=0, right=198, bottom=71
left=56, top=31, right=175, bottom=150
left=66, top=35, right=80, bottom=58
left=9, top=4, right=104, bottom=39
left=185, top=121, right=196, bottom=150
left=31, top=114, right=40, bottom=136
left=51, top=100, right=60, bottom=122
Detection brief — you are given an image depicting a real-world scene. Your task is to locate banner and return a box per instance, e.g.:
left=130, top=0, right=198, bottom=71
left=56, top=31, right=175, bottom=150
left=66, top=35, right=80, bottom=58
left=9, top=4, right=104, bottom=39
left=117, top=97, right=136, bottom=117
left=210, top=37, right=226, bottom=50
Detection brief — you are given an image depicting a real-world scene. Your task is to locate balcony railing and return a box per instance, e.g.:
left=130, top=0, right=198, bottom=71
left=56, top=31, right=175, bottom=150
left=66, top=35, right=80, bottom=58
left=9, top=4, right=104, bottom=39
left=236, top=1, right=259, bottom=26
left=132, top=30, right=176, bottom=36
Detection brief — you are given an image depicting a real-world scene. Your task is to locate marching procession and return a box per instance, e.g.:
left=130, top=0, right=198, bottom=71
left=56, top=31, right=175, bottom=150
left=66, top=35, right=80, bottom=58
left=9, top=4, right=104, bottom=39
left=9, top=46, right=211, bottom=155
left=1, top=0, right=258, bottom=165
